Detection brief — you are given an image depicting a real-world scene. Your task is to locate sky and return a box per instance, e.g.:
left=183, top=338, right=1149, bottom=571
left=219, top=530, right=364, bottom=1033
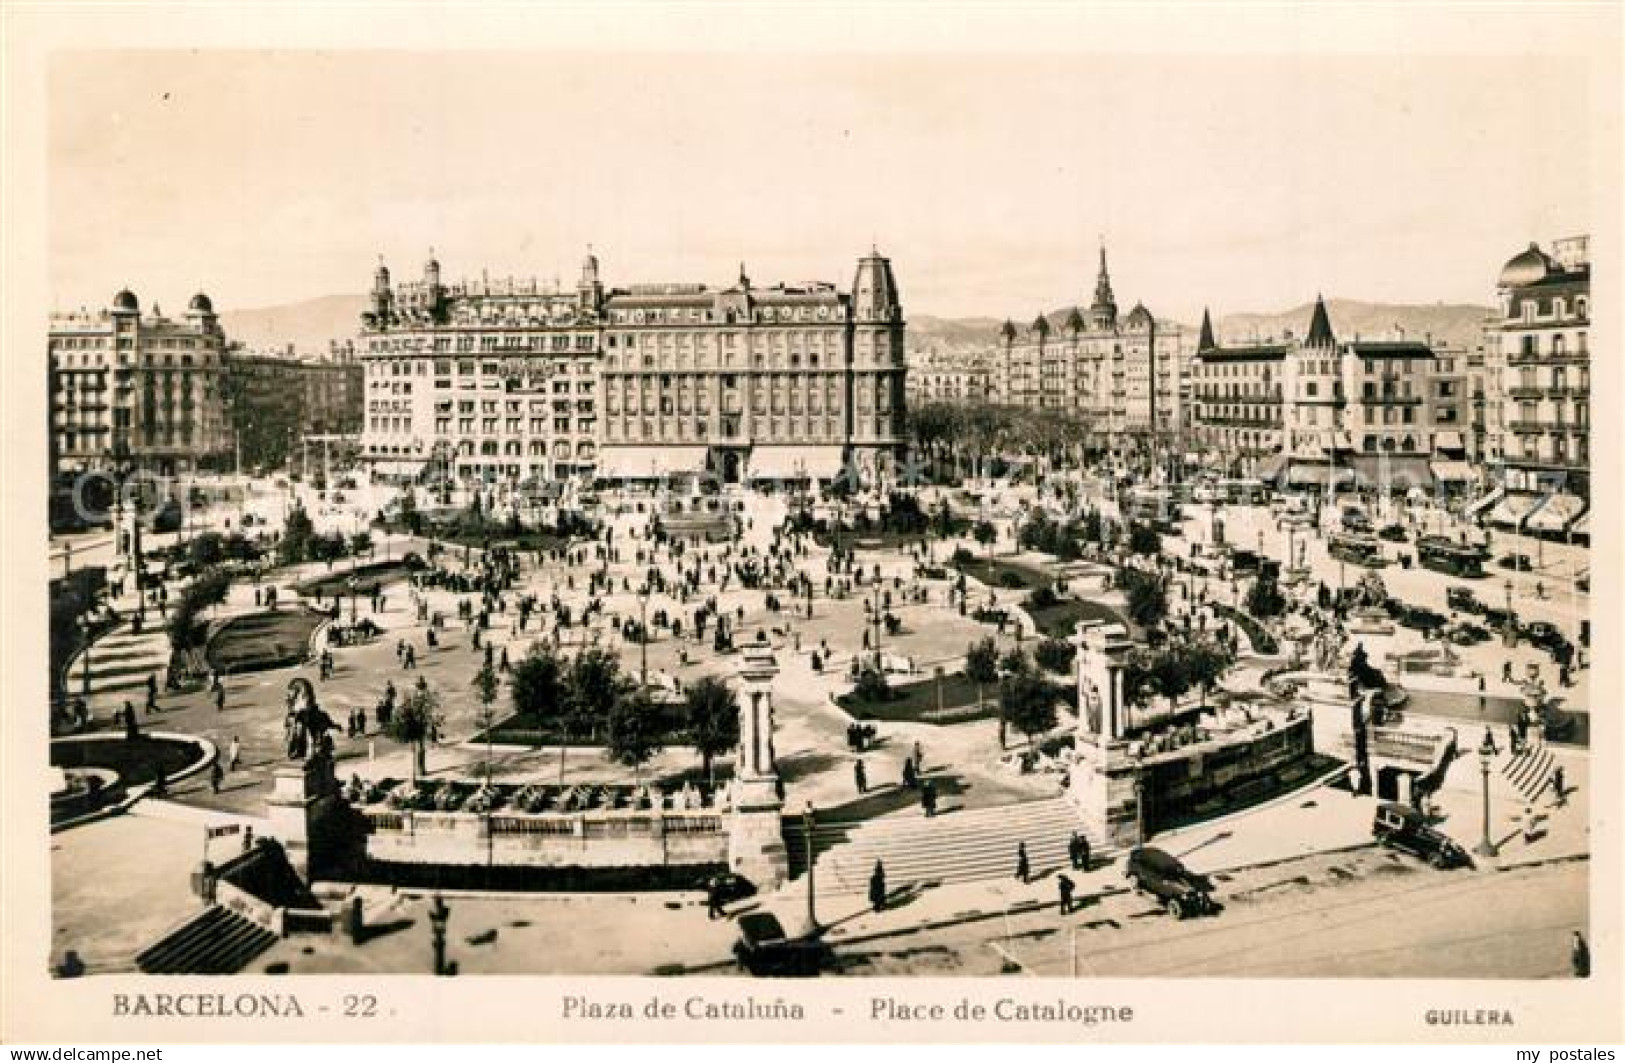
left=48, top=48, right=1599, bottom=323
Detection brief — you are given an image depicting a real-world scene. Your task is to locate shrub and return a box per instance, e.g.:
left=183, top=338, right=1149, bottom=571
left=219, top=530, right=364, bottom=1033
left=1034, top=638, right=1076, bottom=674
left=853, top=666, right=893, bottom=703
left=1028, top=584, right=1059, bottom=610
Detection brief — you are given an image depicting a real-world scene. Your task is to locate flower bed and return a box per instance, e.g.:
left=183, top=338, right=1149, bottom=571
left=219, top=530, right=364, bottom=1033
left=1209, top=602, right=1279, bottom=654
left=205, top=607, right=328, bottom=674
left=836, top=671, right=993, bottom=724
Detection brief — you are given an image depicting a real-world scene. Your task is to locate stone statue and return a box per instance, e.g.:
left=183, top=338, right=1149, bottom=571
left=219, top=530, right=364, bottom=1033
left=284, top=677, right=338, bottom=762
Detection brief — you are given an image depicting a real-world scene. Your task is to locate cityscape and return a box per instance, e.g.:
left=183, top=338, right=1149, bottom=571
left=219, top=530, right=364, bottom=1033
left=39, top=48, right=1596, bottom=987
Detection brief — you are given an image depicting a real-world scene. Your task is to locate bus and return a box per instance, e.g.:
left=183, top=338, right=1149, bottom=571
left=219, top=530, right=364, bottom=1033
left=1328, top=532, right=1385, bottom=567
left=1415, top=535, right=1489, bottom=579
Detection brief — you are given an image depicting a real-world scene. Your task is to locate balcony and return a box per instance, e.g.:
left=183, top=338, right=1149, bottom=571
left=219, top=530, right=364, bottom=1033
left=1507, top=420, right=1547, bottom=434
left=1507, top=385, right=1543, bottom=400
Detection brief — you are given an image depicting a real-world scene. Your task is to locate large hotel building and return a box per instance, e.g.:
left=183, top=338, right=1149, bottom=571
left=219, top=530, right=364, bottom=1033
left=358, top=249, right=906, bottom=486
left=989, top=247, right=1187, bottom=443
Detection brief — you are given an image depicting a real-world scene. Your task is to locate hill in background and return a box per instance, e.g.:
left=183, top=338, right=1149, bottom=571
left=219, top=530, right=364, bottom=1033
left=220, top=293, right=367, bottom=355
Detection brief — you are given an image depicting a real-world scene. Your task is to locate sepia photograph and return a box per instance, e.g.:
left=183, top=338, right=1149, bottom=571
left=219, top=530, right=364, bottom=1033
left=3, top=1, right=1621, bottom=1046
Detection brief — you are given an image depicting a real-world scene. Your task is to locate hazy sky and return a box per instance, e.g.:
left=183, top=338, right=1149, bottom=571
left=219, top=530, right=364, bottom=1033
left=49, top=49, right=1598, bottom=323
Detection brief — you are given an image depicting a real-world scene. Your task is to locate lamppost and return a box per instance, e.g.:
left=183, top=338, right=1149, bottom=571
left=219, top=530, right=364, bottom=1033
left=801, top=800, right=818, bottom=936
left=428, top=893, right=450, bottom=975
left=1474, top=732, right=1498, bottom=859
left=107, top=440, right=146, bottom=625
left=1503, top=578, right=1516, bottom=648
left=636, top=582, right=652, bottom=687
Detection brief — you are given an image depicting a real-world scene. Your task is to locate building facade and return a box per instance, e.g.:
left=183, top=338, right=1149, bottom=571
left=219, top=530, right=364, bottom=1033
left=48, top=290, right=232, bottom=476
left=1472, top=236, right=1591, bottom=532
left=904, top=350, right=993, bottom=405
left=991, top=247, right=1182, bottom=444
left=1190, top=309, right=1287, bottom=466
left=222, top=345, right=363, bottom=472
left=357, top=250, right=906, bottom=486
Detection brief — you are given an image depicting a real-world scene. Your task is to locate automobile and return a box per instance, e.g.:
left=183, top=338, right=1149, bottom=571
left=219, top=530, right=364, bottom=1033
left=1372, top=803, right=1472, bottom=869
left=1397, top=605, right=1447, bottom=632
left=1377, top=524, right=1408, bottom=543
left=1124, top=846, right=1217, bottom=919
left=1444, top=622, right=1491, bottom=646
left=1341, top=507, right=1373, bottom=534
left=732, top=911, right=824, bottom=977
left=705, top=871, right=757, bottom=909
left=1446, top=587, right=1482, bottom=613
left=1497, top=552, right=1534, bottom=572
left=1522, top=621, right=1565, bottom=651
left=1481, top=606, right=1513, bottom=630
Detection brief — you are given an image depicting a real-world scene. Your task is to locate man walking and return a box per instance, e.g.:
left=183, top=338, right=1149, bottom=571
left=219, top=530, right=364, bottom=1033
left=1551, top=765, right=1567, bottom=807
left=869, top=860, right=888, bottom=913
left=227, top=735, right=241, bottom=772
left=210, top=760, right=224, bottom=794
left=1057, top=872, right=1075, bottom=915
left=921, top=779, right=938, bottom=818
left=853, top=759, right=867, bottom=795
left=1015, top=841, right=1030, bottom=884
left=1572, top=931, right=1590, bottom=978
left=214, top=682, right=226, bottom=714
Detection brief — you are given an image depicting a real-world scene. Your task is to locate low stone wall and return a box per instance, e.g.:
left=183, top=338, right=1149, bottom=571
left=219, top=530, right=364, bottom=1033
left=362, top=809, right=728, bottom=869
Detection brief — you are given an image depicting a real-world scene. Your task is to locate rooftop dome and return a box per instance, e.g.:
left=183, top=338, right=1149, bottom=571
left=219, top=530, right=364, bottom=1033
left=1499, top=242, right=1558, bottom=288
left=112, top=289, right=139, bottom=312
left=1125, top=302, right=1154, bottom=329
left=188, top=291, right=213, bottom=313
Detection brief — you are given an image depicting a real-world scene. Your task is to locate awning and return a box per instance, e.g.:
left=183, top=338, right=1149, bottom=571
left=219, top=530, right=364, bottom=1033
left=1464, top=486, right=1505, bottom=517
left=1255, top=452, right=1289, bottom=482
left=1433, top=431, right=1467, bottom=456
left=1523, top=493, right=1587, bottom=533
left=370, top=458, right=428, bottom=479
left=1430, top=460, right=1478, bottom=484
left=1351, top=455, right=1434, bottom=491
left=1486, top=494, right=1535, bottom=529
left=747, top=446, right=847, bottom=481
left=1286, top=461, right=1351, bottom=488
left=595, top=446, right=708, bottom=479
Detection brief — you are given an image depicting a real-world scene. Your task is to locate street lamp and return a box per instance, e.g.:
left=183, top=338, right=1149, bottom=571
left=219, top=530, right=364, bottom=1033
left=1475, top=732, right=1498, bottom=859
left=636, top=583, right=652, bottom=687
left=428, top=893, right=450, bottom=975
left=1503, top=578, right=1516, bottom=647
left=801, top=800, right=818, bottom=936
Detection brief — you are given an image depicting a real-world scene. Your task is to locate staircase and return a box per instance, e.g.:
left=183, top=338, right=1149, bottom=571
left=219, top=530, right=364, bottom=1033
left=72, top=626, right=171, bottom=708
left=134, top=905, right=278, bottom=975
left=1501, top=744, right=1557, bottom=804
left=782, top=797, right=1087, bottom=896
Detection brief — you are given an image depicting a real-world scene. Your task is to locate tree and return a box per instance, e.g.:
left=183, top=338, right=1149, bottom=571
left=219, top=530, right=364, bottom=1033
left=1034, top=638, right=1076, bottom=674
left=999, top=672, right=1058, bottom=751
left=397, top=487, right=422, bottom=535
left=1000, top=646, right=1030, bottom=675
left=853, top=665, right=892, bottom=704
left=471, top=659, right=501, bottom=785
left=511, top=643, right=565, bottom=721
left=974, top=520, right=997, bottom=558
left=964, top=636, right=999, bottom=718
left=1245, top=569, right=1287, bottom=619
left=278, top=505, right=316, bottom=565
left=605, top=688, right=663, bottom=780
left=563, top=646, right=630, bottom=742
left=1184, top=639, right=1234, bottom=707
left=1150, top=643, right=1194, bottom=714
left=1123, top=568, right=1169, bottom=629
left=387, top=682, right=443, bottom=782
left=188, top=531, right=224, bottom=569
left=683, top=676, right=739, bottom=783
left=350, top=531, right=375, bottom=560
left=1128, top=522, right=1162, bottom=556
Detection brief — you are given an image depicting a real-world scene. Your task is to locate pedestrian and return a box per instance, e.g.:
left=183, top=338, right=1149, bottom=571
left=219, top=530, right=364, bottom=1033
left=1015, top=841, right=1030, bottom=884
left=913, top=740, right=924, bottom=771
left=921, top=779, right=937, bottom=818
left=227, top=736, right=241, bottom=772
left=1057, top=873, right=1075, bottom=914
left=706, top=878, right=725, bottom=920
left=1571, top=931, right=1590, bottom=978
left=1076, top=832, right=1091, bottom=872
left=214, top=683, right=226, bottom=713
left=901, top=756, right=918, bottom=790
left=1522, top=803, right=1538, bottom=845
left=210, top=760, right=223, bottom=794
left=1551, top=765, right=1567, bottom=806
left=853, top=759, right=867, bottom=795
left=1483, top=727, right=1500, bottom=756
left=869, top=860, right=888, bottom=912
left=1503, top=660, right=1514, bottom=684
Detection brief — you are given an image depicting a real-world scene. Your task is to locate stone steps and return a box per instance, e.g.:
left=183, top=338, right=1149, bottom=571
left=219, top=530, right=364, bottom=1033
left=135, top=905, right=278, bottom=976
left=781, top=796, right=1089, bottom=896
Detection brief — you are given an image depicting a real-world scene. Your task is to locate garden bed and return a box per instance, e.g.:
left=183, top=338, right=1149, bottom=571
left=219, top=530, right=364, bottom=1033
left=952, top=557, right=1053, bottom=590
left=1209, top=602, right=1280, bottom=655
left=836, top=671, right=994, bottom=724
left=1023, top=596, right=1128, bottom=639
left=294, top=558, right=421, bottom=599
left=50, top=734, right=208, bottom=788
left=205, top=607, right=327, bottom=674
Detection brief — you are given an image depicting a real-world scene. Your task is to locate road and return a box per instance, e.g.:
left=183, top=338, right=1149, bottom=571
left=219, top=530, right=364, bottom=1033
left=825, top=850, right=1588, bottom=979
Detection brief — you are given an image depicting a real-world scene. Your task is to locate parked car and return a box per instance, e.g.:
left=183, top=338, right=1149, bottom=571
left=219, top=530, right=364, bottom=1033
left=732, top=912, right=823, bottom=977
left=1372, top=803, right=1472, bottom=869
left=1124, top=847, right=1217, bottom=919
left=1397, top=605, right=1447, bottom=632
left=1498, top=552, right=1534, bottom=572
left=1444, top=622, right=1492, bottom=646
left=1446, top=587, right=1481, bottom=613
left=1377, top=524, right=1408, bottom=542
left=1341, top=507, right=1373, bottom=534
left=1522, top=621, right=1566, bottom=652
left=1481, top=606, right=1513, bottom=630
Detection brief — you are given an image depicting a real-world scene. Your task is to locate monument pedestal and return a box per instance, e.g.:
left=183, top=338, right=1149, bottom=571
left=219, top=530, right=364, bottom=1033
left=1068, top=738, right=1143, bottom=850
left=265, top=754, right=337, bottom=881
left=726, top=648, right=789, bottom=889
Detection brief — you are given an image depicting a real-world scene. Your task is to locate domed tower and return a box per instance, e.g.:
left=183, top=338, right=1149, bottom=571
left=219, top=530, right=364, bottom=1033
left=185, top=291, right=219, bottom=334
left=423, top=249, right=441, bottom=289
left=577, top=246, right=604, bottom=312
left=111, top=288, right=140, bottom=316
left=1125, top=302, right=1155, bottom=333
left=850, top=247, right=906, bottom=480
left=1498, top=242, right=1558, bottom=289
left=1088, top=243, right=1118, bottom=331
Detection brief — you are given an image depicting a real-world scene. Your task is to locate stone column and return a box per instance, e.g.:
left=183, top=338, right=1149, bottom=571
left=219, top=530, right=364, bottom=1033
left=727, top=647, right=788, bottom=888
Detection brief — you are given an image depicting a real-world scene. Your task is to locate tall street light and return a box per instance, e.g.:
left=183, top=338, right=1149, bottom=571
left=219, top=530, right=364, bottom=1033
left=801, top=800, right=818, bottom=936
left=1475, top=731, right=1498, bottom=859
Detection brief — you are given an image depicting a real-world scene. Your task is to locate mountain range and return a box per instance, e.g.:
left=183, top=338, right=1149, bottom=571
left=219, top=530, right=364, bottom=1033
left=221, top=294, right=1493, bottom=359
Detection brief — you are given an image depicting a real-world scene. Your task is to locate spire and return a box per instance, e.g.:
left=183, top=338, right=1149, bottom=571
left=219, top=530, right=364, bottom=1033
left=1089, top=239, right=1117, bottom=329
left=1198, top=307, right=1216, bottom=351
left=738, top=261, right=750, bottom=289
left=1305, top=294, right=1335, bottom=347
